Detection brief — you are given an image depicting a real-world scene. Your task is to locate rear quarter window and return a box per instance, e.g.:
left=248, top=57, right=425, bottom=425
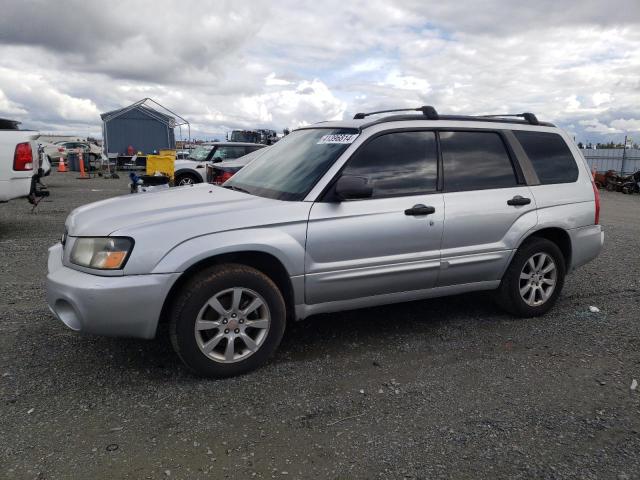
left=513, top=131, right=579, bottom=184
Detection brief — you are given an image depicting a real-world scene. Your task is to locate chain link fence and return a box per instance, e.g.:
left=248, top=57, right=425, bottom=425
left=580, top=149, right=640, bottom=174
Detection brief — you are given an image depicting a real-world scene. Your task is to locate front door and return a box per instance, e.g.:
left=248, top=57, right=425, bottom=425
left=305, top=130, right=444, bottom=305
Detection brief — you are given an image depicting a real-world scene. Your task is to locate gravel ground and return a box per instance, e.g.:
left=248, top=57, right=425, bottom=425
left=1, top=172, right=640, bottom=480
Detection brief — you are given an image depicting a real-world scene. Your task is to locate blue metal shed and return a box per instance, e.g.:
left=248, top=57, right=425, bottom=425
left=101, top=98, right=189, bottom=155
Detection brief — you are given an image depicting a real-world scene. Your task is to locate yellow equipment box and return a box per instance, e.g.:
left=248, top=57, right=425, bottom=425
left=146, top=155, right=175, bottom=179
left=159, top=149, right=177, bottom=157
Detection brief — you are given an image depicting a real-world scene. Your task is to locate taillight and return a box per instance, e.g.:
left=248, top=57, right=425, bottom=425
left=214, top=171, right=234, bottom=185
left=58, top=147, right=65, bottom=153
left=13, top=142, right=33, bottom=171
left=591, top=180, right=600, bottom=225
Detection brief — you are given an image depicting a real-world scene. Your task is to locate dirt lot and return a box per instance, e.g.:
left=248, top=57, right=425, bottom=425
left=1, top=172, right=640, bottom=479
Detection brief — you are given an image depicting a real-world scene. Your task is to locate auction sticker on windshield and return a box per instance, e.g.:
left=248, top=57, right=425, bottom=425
left=317, top=134, right=359, bottom=144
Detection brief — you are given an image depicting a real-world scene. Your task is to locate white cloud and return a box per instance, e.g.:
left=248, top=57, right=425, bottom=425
left=579, top=118, right=622, bottom=134
left=592, top=92, right=612, bottom=107
left=610, top=118, right=640, bottom=132
left=265, top=73, right=292, bottom=87
left=235, top=80, right=345, bottom=127
left=0, top=0, right=639, bottom=142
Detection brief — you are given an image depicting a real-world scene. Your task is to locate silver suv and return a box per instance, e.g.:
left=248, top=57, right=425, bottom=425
left=46, top=107, right=603, bottom=377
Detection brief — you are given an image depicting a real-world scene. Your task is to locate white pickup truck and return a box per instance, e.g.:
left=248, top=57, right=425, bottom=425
left=0, top=118, right=42, bottom=203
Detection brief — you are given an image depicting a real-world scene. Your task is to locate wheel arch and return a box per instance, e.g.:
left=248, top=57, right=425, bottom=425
left=519, top=227, right=572, bottom=269
left=158, top=250, right=296, bottom=329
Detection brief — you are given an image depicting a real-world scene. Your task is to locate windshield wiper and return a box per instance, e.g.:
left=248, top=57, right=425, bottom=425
left=223, top=185, right=252, bottom=194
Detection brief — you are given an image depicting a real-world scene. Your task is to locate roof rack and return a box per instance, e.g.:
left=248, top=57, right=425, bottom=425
left=353, top=106, right=438, bottom=120
left=353, top=106, right=554, bottom=129
left=481, top=113, right=540, bottom=125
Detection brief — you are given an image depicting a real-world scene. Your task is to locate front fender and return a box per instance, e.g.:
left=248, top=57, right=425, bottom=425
left=150, top=226, right=307, bottom=277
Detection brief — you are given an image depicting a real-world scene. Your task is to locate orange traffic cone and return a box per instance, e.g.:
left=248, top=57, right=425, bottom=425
left=57, top=157, right=67, bottom=172
left=77, top=150, right=89, bottom=180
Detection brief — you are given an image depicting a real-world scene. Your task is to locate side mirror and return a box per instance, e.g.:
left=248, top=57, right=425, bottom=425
left=335, top=175, right=373, bottom=200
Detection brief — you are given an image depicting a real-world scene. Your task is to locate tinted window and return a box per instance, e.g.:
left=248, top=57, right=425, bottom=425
left=341, top=131, right=438, bottom=198
left=514, top=131, right=578, bottom=184
left=440, top=131, right=517, bottom=192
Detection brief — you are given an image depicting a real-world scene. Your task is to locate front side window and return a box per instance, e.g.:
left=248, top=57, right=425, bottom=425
left=513, top=131, right=579, bottom=184
left=225, top=128, right=358, bottom=200
left=341, top=131, right=438, bottom=198
left=188, top=145, right=214, bottom=161
left=440, top=131, right=517, bottom=192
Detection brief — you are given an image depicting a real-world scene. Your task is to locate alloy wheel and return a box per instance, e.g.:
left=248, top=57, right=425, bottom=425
left=519, top=253, right=557, bottom=307
left=194, top=287, right=270, bottom=363
left=178, top=176, right=195, bottom=186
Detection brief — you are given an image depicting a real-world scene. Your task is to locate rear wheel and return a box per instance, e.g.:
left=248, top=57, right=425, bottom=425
left=495, top=237, right=566, bottom=317
left=169, top=264, right=286, bottom=377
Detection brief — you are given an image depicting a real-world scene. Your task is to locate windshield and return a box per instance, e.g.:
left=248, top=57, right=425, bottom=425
left=225, top=128, right=358, bottom=200
left=189, top=145, right=213, bottom=161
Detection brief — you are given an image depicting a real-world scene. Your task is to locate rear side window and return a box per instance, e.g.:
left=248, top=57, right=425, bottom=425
left=342, top=131, right=438, bottom=198
left=440, top=131, right=517, bottom=192
left=513, top=131, right=578, bottom=184
left=213, top=146, right=246, bottom=160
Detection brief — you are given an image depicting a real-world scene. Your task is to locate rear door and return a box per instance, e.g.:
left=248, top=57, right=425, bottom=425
left=511, top=130, right=594, bottom=225
left=438, top=130, right=537, bottom=287
left=305, top=130, right=444, bottom=305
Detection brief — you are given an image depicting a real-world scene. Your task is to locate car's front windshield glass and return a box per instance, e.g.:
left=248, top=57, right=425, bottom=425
left=189, top=145, right=213, bottom=161
left=224, top=128, right=358, bottom=201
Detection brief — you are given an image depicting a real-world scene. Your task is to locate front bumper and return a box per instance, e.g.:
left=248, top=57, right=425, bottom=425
left=46, top=243, right=180, bottom=339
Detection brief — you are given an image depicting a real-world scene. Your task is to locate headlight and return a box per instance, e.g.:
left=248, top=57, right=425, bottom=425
left=70, top=237, right=134, bottom=270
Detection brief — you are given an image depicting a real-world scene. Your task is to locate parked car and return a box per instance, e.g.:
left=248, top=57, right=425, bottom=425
left=46, top=106, right=603, bottom=378
left=207, top=146, right=269, bottom=184
left=41, top=142, right=68, bottom=164
left=173, top=142, right=266, bottom=186
left=0, top=118, right=42, bottom=203
left=39, top=146, right=52, bottom=176
left=55, top=141, right=102, bottom=161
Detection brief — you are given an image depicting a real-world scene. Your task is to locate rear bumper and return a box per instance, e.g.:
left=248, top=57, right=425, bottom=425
left=46, top=243, right=180, bottom=339
left=0, top=177, right=31, bottom=202
left=569, top=224, right=604, bottom=271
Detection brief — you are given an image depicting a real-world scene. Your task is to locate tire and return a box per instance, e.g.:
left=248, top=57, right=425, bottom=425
left=169, top=264, right=286, bottom=377
left=175, top=173, right=200, bottom=186
left=495, top=237, right=566, bottom=317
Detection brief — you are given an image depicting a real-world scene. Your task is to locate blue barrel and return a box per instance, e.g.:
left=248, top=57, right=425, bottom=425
left=67, top=152, right=89, bottom=172
left=67, top=152, right=79, bottom=171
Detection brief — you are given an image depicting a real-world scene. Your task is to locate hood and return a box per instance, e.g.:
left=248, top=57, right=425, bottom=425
left=65, top=184, right=299, bottom=237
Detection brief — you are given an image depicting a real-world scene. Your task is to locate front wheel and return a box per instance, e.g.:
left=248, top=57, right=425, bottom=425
left=495, top=237, right=566, bottom=317
left=169, top=264, right=286, bottom=377
left=175, top=173, right=200, bottom=186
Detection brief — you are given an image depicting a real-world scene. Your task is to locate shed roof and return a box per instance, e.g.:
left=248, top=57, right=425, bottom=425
left=100, top=97, right=189, bottom=129
left=101, top=103, right=174, bottom=126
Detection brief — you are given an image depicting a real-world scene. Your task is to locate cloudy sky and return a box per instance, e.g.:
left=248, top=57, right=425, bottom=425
left=1, top=0, right=639, bottom=143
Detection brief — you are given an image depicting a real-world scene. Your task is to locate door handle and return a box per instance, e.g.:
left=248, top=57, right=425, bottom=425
left=507, top=195, right=531, bottom=206
left=404, top=204, right=436, bottom=216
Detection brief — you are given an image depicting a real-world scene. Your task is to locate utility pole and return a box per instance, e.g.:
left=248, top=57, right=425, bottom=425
left=621, top=134, right=628, bottom=174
